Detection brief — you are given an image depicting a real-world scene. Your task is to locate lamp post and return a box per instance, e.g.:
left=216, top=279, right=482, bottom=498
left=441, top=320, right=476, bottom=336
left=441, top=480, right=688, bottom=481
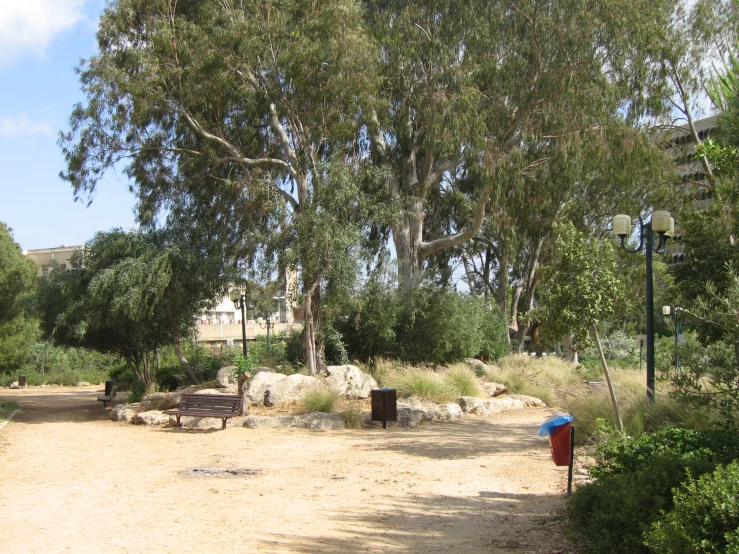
left=256, top=315, right=277, bottom=352
left=613, top=210, right=674, bottom=401
left=273, top=295, right=286, bottom=323
left=229, top=287, right=249, bottom=358
left=662, top=305, right=682, bottom=371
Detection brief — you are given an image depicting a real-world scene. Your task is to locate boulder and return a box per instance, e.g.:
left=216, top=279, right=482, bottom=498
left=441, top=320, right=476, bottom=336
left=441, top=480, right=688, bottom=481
left=253, top=367, right=276, bottom=374
left=457, top=394, right=546, bottom=416
left=141, top=392, right=181, bottom=411
left=111, top=403, right=141, bottom=422
left=246, top=372, right=287, bottom=405
left=132, top=410, right=171, bottom=425
left=9, top=381, right=19, bottom=389
left=324, top=365, right=378, bottom=399
left=295, top=413, right=346, bottom=431
left=464, top=358, right=496, bottom=376
left=242, top=415, right=299, bottom=429
left=264, top=374, right=321, bottom=406
left=481, top=382, right=507, bottom=397
left=193, top=388, right=231, bottom=395
left=76, top=381, right=91, bottom=387
left=216, top=366, right=238, bottom=388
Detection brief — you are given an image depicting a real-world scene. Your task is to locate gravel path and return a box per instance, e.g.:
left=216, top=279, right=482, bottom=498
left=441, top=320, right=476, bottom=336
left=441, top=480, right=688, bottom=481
left=0, top=386, right=575, bottom=553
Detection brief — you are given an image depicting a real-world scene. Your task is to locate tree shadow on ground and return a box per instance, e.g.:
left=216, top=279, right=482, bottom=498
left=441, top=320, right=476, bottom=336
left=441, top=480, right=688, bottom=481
left=259, top=490, right=575, bottom=553
left=359, top=418, right=548, bottom=460
left=0, top=390, right=114, bottom=424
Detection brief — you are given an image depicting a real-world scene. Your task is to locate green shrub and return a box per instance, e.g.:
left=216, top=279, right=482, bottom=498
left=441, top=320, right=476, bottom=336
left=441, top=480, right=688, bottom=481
left=342, top=407, right=363, bottom=429
left=646, top=461, right=739, bottom=553
left=319, top=324, right=349, bottom=365
left=282, top=328, right=304, bottom=365
left=338, top=282, right=509, bottom=364
left=300, top=384, right=341, bottom=413
left=567, top=426, right=739, bottom=554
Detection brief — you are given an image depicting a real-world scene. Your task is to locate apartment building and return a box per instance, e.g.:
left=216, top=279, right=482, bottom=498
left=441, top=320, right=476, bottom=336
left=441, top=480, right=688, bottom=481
left=23, top=245, right=84, bottom=277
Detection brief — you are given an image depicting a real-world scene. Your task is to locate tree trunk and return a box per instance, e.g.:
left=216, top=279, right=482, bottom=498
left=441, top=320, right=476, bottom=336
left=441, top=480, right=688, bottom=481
left=591, top=325, right=623, bottom=430
left=562, top=334, right=579, bottom=364
left=171, top=321, right=200, bottom=384
left=302, top=282, right=320, bottom=376
left=393, top=197, right=425, bottom=291
left=514, top=237, right=544, bottom=352
left=237, top=372, right=250, bottom=415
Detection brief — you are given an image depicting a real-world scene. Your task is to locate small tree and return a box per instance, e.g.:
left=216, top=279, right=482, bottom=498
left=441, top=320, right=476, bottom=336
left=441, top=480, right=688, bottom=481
left=532, top=223, right=626, bottom=428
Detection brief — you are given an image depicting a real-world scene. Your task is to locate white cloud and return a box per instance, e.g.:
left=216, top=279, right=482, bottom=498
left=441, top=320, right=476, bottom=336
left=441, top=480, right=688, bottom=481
left=0, top=0, right=86, bottom=67
left=0, top=114, right=54, bottom=136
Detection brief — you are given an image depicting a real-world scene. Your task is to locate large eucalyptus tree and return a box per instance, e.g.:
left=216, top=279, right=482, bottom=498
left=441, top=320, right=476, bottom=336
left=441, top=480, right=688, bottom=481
left=60, top=0, right=376, bottom=374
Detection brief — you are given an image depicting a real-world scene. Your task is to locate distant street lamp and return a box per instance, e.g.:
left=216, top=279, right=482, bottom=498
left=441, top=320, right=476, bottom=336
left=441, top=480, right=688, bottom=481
left=229, top=288, right=254, bottom=358
left=662, top=305, right=683, bottom=372
left=613, top=210, right=674, bottom=401
left=273, top=295, right=286, bottom=323
left=257, top=315, right=277, bottom=353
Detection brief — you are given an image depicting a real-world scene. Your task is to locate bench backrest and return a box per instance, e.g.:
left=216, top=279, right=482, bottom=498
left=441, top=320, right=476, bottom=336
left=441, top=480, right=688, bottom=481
left=178, top=394, right=243, bottom=415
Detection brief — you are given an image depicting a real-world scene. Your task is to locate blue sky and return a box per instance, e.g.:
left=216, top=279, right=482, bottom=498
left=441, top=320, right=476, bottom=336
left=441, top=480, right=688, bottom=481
left=0, top=0, right=137, bottom=251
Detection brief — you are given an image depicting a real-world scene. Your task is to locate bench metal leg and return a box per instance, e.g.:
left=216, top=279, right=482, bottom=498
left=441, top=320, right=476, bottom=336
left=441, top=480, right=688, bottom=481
left=222, top=418, right=227, bottom=430
left=176, top=415, right=182, bottom=429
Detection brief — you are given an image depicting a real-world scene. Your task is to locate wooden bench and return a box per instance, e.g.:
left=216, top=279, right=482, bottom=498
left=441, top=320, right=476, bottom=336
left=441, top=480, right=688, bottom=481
left=163, top=394, right=243, bottom=430
left=97, top=384, right=117, bottom=408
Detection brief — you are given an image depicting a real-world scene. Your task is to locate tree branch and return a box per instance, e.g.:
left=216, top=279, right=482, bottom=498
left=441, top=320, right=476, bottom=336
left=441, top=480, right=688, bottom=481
left=419, top=187, right=491, bottom=258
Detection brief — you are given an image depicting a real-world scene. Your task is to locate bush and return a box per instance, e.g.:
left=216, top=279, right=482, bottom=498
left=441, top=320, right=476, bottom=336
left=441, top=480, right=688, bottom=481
left=338, top=282, right=509, bottom=364
left=446, top=365, right=484, bottom=397
left=300, top=384, right=341, bottom=413
left=319, top=323, right=349, bottom=365
left=386, top=368, right=453, bottom=401
left=342, top=407, right=363, bottom=429
left=567, top=426, right=739, bottom=554
left=646, top=461, right=739, bottom=554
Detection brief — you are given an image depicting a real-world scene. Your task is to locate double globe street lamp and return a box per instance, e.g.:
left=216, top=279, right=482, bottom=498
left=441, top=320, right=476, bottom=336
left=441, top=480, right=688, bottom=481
left=613, top=210, right=674, bottom=401
left=229, top=287, right=257, bottom=358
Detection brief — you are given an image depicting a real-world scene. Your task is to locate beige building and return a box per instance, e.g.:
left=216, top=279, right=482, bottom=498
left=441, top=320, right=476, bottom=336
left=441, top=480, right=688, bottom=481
left=23, top=245, right=84, bottom=277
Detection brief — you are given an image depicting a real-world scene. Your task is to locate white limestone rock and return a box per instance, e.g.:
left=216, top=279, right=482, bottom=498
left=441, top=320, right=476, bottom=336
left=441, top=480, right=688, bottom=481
left=111, top=403, right=141, bottom=422
left=216, top=366, right=238, bottom=388
left=264, top=374, right=321, bottom=406
left=246, top=372, right=287, bottom=405
left=324, top=365, right=378, bottom=399
left=132, top=410, right=171, bottom=425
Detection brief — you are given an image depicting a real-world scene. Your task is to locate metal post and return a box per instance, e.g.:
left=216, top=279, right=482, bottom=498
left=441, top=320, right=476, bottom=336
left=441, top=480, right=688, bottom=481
left=239, top=294, right=248, bottom=358
left=645, top=222, right=655, bottom=402
left=675, top=321, right=681, bottom=370
left=567, top=425, right=575, bottom=495
left=267, top=319, right=271, bottom=353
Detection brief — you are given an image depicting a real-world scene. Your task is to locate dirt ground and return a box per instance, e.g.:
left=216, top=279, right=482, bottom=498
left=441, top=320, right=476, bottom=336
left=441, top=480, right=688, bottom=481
left=0, top=386, right=576, bottom=554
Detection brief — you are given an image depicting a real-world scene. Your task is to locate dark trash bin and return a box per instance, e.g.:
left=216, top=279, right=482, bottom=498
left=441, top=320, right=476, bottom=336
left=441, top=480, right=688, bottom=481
left=18, top=375, right=26, bottom=388
left=371, top=388, right=397, bottom=429
left=104, top=380, right=116, bottom=397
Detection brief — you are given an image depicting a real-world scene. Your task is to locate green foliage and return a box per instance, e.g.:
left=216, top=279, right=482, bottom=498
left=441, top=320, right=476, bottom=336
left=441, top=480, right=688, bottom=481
left=0, top=223, right=38, bottom=373
left=533, top=222, right=625, bottom=346
left=300, top=384, right=341, bottom=414
left=646, top=461, right=739, bottom=554
left=282, top=328, right=304, bottom=366
left=338, top=282, right=508, bottom=364
left=318, top=324, right=349, bottom=366
left=567, top=426, right=739, bottom=554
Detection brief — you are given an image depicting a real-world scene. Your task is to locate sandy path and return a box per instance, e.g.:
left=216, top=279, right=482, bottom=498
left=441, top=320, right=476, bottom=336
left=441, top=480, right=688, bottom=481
left=0, top=387, right=575, bottom=554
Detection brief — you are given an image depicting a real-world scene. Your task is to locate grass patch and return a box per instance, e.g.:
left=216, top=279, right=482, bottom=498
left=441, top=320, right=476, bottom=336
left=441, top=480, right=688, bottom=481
left=0, top=399, right=19, bottom=422
left=385, top=367, right=455, bottom=402
left=479, top=354, right=582, bottom=406
left=342, top=407, right=363, bottom=429
left=300, top=384, right=341, bottom=413
left=560, top=367, right=718, bottom=442
left=446, top=365, right=485, bottom=397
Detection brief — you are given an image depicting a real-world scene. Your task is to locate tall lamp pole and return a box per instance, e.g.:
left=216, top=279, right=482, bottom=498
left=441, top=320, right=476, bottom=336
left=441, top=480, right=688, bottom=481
left=613, top=211, right=674, bottom=401
left=230, top=287, right=249, bottom=358
left=256, top=315, right=276, bottom=353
